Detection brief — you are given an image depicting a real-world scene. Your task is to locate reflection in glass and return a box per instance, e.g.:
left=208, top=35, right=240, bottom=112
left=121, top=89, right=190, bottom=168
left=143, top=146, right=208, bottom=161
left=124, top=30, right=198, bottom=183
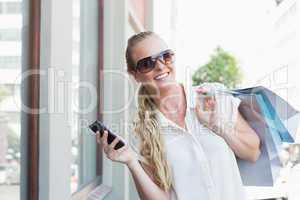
left=71, top=0, right=80, bottom=193
left=0, top=0, right=22, bottom=199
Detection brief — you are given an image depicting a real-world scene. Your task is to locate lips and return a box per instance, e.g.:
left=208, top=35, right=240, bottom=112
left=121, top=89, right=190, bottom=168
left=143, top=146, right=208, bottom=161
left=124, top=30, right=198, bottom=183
left=154, top=72, right=170, bottom=80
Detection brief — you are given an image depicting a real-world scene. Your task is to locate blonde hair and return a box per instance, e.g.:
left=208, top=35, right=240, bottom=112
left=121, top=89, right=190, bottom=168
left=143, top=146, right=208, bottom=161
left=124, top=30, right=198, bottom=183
left=126, top=31, right=172, bottom=191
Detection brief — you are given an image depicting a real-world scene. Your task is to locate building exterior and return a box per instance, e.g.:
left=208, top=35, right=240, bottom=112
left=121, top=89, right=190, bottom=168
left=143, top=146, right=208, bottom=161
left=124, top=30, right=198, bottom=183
left=268, top=0, right=300, bottom=114
left=245, top=1, right=300, bottom=199
left=0, top=0, right=22, bottom=167
left=268, top=1, right=300, bottom=199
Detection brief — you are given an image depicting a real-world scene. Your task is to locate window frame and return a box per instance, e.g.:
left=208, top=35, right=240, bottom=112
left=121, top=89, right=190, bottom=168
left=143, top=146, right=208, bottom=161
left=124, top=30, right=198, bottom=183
left=21, top=0, right=41, bottom=199
left=71, top=0, right=109, bottom=199
left=96, top=0, right=104, bottom=179
left=27, top=0, right=40, bottom=199
left=22, top=0, right=109, bottom=199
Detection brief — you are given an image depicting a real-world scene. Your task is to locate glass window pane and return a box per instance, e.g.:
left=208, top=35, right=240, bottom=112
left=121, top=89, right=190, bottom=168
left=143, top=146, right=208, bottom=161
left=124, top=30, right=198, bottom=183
left=0, top=29, right=21, bottom=41
left=0, top=3, right=3, bottom=14
left=71, top=0, right=100, bottom=193
left=6, top=2, right=21, bottom=14
left=0, top=56, right=21, bottom=68
left=71, top=0, right=80, bottom=192
left=0, top=1, right=22, bottom=200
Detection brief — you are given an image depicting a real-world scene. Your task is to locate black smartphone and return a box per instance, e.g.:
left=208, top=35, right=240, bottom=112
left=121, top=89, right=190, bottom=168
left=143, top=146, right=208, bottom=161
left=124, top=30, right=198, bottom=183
left=89, top=120, right=125, bottom=150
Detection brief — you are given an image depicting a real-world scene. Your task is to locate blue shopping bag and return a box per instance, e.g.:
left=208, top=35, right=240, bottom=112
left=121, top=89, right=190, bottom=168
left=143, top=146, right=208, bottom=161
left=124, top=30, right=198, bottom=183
left=257, top=87, right=297, bottom=143
left=230, top=86, right=299, bottom=186
left=256, top=94, right=283, bottom=161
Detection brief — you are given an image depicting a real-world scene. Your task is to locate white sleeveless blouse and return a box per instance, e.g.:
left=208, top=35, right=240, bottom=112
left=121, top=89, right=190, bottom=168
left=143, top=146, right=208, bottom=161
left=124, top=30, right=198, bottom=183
left=130, top=82, right=247, bottom=200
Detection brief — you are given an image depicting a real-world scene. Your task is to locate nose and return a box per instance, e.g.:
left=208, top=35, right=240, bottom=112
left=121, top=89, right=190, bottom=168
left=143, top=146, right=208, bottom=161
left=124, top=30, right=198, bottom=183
left=155, top=58, right=166, bottom=71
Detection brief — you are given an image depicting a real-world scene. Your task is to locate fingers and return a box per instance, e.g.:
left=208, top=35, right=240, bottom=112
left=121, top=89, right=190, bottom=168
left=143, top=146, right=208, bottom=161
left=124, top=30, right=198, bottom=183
left=97, top=130, right=130, bottom=162
left=116, top=145, right=128, bottom=154
left=195, top=87, right=207, bottom=93
left=96, top=131, right=101, bottom=144
left=195, top=87, right=213, bottom=96
left=196, top=97, right=216, bottom=112
left=196, top=87, right=216, bottom=110
left=101, top=130, right=108, bottom=147
left=195, top=94, right=217, bottom=127
left=195, top=105, right=209, bottom=127
left=109, top=137, right=120, bottom=149
left=101, top=130, right=123, bottom=154
left=204, top=97, right=216, bottom=110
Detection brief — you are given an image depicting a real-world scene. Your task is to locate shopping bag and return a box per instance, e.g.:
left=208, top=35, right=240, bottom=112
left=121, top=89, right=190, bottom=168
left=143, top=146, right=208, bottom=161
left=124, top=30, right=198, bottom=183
left=255, top=87, right=298, bottom=142
left=229, top=86, right=299, bottom=186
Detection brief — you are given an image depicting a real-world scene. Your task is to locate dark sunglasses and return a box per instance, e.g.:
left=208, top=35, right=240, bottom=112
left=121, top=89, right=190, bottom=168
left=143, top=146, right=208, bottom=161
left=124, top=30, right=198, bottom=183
left=135, top=49, right=175, bottom=73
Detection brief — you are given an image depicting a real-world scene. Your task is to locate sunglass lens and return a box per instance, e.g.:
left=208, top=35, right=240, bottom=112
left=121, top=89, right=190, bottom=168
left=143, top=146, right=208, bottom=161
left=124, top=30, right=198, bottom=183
left=162, top=51, right=174, bottom=64
left=138, top=59, right=155, bottom=73
left=136, top=50, right=174, bottom=73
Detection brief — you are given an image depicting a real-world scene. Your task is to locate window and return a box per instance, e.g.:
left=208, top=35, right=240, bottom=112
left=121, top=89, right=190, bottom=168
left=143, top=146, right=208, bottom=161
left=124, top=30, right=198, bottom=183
left=2, top=0, right=104, bottom=198
left=0, top=3, right=3, bottom=14
left=71, top=0, right=103, bottom=196
left=6, top=2, right=21, bottom=14
left=0, top=2, right=22, bottom=200
left=71, top=0, right=80, bottom=192
left=0, top=56, right=21, bottom=68
left=0, top=2, right=22, bottom=15
left=0, top=29, right=21, bottom=41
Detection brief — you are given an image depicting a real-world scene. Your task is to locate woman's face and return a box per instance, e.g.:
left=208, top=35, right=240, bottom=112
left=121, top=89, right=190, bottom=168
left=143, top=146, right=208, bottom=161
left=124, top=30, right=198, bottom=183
left=130, top=36, right=176, bottom=92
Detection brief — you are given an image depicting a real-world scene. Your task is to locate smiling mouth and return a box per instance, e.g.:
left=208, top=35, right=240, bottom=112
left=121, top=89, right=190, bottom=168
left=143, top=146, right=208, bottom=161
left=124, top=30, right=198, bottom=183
left=154, top=72, right=170, bottom=80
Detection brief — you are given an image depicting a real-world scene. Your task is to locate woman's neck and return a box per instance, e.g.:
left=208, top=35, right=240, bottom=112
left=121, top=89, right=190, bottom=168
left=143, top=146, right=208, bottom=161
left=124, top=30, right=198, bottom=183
left=154, top=82, right=186, bottom=116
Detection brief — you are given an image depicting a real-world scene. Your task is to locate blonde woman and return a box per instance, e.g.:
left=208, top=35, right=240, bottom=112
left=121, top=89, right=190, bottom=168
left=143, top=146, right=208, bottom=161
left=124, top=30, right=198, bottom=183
left=97, top=31, right=261, bottom=200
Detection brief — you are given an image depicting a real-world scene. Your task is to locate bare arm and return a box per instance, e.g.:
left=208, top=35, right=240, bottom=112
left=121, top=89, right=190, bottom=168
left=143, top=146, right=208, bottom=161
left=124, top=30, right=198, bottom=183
left=195, top=87, right=261, bottom=163
left=221, top=111, right=261, bottom=162
left=127, top=160, right=170, bottom=200
left=98, top=130, right=170, bottom=200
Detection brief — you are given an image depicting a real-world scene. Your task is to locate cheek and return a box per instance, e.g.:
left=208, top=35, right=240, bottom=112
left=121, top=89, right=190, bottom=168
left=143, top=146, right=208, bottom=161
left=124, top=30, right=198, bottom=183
left=137, top=72, right=155, bottom=83
left=169, top=65, right=176, bottom=76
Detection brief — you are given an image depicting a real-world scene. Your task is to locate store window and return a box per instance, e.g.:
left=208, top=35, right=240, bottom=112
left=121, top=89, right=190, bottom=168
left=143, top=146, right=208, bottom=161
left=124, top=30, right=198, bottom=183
left=0, top=56, right=21, bottom=68
left=6, top=2, right=21, bottom=14
left=0, top=3, right=3, bottom=14
left=0, top=29, right=21, bottom=41
left=0, top=1, right=22, bottom=200
left=71, top=0, right=103, bottom=196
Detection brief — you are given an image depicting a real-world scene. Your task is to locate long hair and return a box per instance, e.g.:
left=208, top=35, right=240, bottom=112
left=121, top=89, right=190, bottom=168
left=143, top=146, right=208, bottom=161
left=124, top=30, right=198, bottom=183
left=126, top=31, right=172, bottom=191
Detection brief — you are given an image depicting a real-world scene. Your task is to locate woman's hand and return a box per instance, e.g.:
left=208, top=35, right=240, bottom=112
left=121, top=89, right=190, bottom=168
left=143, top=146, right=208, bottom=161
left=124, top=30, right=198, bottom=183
left=97, top=130, right=137, bottom=166
left=195, top=83, right=261, bottom=162
left=194, top=87, right=219, bottom=132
